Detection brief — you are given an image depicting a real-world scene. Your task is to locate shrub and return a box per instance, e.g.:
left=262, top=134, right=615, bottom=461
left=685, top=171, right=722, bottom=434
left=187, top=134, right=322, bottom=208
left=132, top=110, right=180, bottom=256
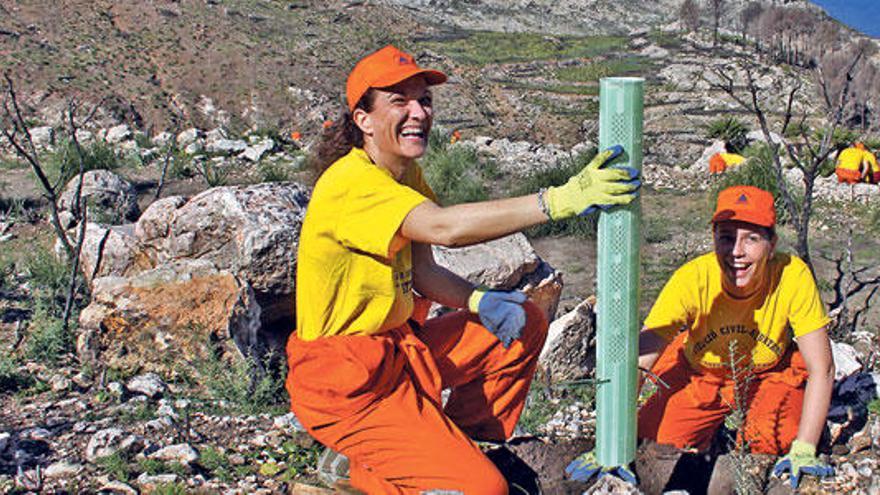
left=24, top=249, right=70, bottom=312
left=0, top=355, right=34, bottom=393
left=44, top=138, right=124, bottom=187
left=96, top=452, right=132, bottom=482
left=513, top=149, right=600, bottom=239
left=194, top=345, right=289, bottom=415
left=25, top=303, right=74, bottom=366
left=706, top=117, right=750, bottom=153
left=422, top=130, right=496, bottom=205
left=193, top=159, right=231, bottom=187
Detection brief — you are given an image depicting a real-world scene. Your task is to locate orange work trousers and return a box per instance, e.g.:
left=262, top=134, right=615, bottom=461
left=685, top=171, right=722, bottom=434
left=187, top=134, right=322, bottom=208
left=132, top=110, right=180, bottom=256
left=285, top=300, right=548, bottom=494
left=638, top=332, right=808, bottom=455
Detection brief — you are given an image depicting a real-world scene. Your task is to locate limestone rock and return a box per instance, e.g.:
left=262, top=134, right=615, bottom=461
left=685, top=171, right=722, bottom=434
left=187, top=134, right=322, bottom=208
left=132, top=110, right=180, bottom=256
left=30, top=126, right=55, bottom=147
left=177, top=128, right=201, bottom=147
left=148, top=443, right=199, bottom=464
left=44, top=461, right=84, bottom=478
left=105, top=124, right=132, bottom=144
left=58, top=170, right=140, bottom=227
left=126, top=372, right=167, bottom=399
left=136, top=183, right=309, bottom=330
left=77, top=259, right=262, bottom=375
left=85, top=428, right=144, bottom=462
left=539, top=298, right=596, bottom=381
left=832, top=340, right=863, bottom=381
left=75, top=223, right=152, bottom=290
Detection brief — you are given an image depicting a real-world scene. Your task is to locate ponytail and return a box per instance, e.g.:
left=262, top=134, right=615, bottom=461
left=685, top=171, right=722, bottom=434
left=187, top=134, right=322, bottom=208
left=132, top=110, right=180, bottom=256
left=310, top=89, right=376, bottom=177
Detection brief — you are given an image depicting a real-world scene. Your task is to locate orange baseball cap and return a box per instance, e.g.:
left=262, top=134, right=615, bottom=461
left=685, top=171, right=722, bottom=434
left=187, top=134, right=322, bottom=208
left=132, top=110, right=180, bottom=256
left=712, top=185, right=776, bottom=228
left=346, top=45, right=447, bottom=112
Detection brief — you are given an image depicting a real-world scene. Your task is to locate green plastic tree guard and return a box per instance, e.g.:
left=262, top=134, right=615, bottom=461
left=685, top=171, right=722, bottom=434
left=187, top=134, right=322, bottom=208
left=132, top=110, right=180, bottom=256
left=596, top=77, right=644, bottom=468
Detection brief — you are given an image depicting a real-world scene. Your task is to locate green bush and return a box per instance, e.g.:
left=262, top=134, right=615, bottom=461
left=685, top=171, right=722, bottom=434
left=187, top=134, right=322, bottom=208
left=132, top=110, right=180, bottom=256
left=513, top=149, right=599, bottom=239
left=195, top=346, right=289, bottom=415
left=422, top=130, right=496, bottom=205
left=44, top=138, right=125, bottom=187
left=24, top=249, right=70, bottom=313
left=96, top=452, right=132, bottom=482
left=706, top=117, right=750, bottom=153
left=25, top=303, right=74, bottom=365
left=0, top=355, right=34, bottom=393
left=200, top=447, right=236, bottom=483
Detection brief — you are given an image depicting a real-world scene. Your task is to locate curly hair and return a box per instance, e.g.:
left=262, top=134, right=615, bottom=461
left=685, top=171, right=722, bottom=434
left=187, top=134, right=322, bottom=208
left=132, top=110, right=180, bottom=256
left=310, top=89, right=377, bottom=177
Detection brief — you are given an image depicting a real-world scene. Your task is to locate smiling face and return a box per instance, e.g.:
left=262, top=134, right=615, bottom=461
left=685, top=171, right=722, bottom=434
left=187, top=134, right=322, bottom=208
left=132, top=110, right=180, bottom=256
left=713, top=220, right=776, bottom=297
left=353, top=75, right=433, bottom=176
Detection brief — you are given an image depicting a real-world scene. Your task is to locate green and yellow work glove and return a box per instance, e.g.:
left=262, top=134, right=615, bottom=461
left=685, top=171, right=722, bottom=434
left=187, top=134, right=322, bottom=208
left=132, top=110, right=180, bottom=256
left=468, top=287, right=527, bottom=348
left=772, top=439, right=834, bottom=488
left=565, top=450, right=637, bottom=485
left=542, top=145, right=640, bottom=220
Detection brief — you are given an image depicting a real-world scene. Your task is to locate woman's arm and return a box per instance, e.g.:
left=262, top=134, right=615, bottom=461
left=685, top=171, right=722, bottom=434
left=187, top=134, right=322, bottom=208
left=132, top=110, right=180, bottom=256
left=410, top=241, right=476, bottom=309
left=794, top=327, right=835, bottom=446
left=401, top=194, right=548, bottom=248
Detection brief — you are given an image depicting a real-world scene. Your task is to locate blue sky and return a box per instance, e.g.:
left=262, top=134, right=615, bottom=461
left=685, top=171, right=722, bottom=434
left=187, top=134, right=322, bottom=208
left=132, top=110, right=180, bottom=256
left=812, top=0, right=880, bottom=38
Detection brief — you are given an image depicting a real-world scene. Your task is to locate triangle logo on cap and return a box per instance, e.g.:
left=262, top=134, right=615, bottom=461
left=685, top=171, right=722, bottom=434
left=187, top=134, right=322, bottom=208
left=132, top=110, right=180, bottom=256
left=398, top=55, right=412, bottom=65
left=736, top=194, right=748, bottom=204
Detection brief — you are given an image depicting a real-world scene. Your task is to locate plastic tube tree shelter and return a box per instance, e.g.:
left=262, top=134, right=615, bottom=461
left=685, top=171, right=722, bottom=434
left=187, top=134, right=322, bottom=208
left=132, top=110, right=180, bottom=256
left=596, top=77, right=643, bottom=471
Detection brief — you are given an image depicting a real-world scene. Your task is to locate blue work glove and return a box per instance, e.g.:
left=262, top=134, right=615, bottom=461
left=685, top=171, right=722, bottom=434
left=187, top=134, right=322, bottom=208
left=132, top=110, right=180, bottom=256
left=468, top=287, right=527, bottom=348
left=566, top=451, right=637, bottom=484
left=772, top=439, right=833, bottom=489
left=543, top=145, right=641, bottom=220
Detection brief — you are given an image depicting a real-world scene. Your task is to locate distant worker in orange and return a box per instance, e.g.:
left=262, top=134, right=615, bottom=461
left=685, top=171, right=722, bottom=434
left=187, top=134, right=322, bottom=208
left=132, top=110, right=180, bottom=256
left=835, top=142, right=879, bottom=184
left=285, top=45, right=640, bottom=494
left=636, top=186, right=834, bottom=489
left=708, top=151, right=746, bottom=174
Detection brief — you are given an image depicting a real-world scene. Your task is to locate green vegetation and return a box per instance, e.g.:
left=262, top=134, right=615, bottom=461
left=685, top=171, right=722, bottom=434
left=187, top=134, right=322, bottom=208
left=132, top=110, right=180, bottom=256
left=0, top=355, right=34, bottom=393
left=25, top=303, right=74, bottom=365
left=151, top=483, right=189, bottom=495
left=43, top=138, right=127, bottom=187
left=513, top=149, right=600, bottom=239
left=648, top=29, right=683, bottom=49
left=194, top=159, right=231, bottom=187
left=194, top=345, right=289, bottom=415
left=422, top=130, right=497, bottom=205
left=705, top=117, right=749, bottom=153
left=420, top=32, right=626, bottom=65
left=276, top=440, right=322, bottom=481
left=555, top=56, right=653, bottom=83
left=869, top=399, right=880, bottom=415
left=97, top=452, right=133, bottom=482
left=200, top=447, right=238, bottom=483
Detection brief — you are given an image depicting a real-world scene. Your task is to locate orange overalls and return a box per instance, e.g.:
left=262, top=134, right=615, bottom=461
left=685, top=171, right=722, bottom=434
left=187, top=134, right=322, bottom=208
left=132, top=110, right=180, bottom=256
left=638, top=331, right=808, bottom=455
left=286, top=300, right=548, bottom=494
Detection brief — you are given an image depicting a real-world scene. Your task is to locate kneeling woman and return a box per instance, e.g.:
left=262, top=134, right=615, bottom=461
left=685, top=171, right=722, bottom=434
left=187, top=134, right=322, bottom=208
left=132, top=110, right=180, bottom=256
left=638, top=186, right=834, bottom=488
left=284, top=45, right=640, bottom=494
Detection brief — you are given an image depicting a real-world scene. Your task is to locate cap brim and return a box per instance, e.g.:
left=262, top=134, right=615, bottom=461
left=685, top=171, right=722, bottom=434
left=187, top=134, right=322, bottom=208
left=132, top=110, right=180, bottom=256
left=372, top=68, right=448, bottom=90
left=711, top=210, right=773, bottom=228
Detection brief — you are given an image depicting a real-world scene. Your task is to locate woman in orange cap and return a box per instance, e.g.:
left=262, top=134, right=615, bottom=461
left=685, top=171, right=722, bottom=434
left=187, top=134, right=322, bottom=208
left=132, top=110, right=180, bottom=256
left=285, top=45, right=640, bottom=494
left=634, top=186, right=833, bottom=488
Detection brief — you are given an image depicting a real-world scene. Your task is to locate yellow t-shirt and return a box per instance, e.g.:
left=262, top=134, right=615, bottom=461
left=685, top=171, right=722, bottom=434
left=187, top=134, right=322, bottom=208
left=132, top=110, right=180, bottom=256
left=837, top=147, right=879, bottom=174
left=643, top=252, right=830, bottom=372
left=296, top=147, right=437, bottom=341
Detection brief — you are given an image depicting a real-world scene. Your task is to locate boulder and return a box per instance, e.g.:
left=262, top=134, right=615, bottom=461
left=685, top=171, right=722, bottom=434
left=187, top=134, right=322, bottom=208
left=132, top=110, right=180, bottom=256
left=240, top=138, right=276, bottom=162
left=432, top=233, right=562, bottom=321
left=176, top=128, right=201, bottom=147
left=30, top=126, right=55, bottom=147
left=84, top=428, right=144, bottom=462
left=746, top=130, right=784, bottom=146
left=831, top=340, right=863, bottom=381
left=205, top=138, right=248, bottom=154
left=75, top=223, right=152, bottom=289
left=105, top=124, right=132, bottom=144
left=135, top=183, right=310, bottom=330
left=539, top=298, right=596, bottom=381
left=58, top=170, right=140, bottom=227
left=77, top=259, right=262, bottom=376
